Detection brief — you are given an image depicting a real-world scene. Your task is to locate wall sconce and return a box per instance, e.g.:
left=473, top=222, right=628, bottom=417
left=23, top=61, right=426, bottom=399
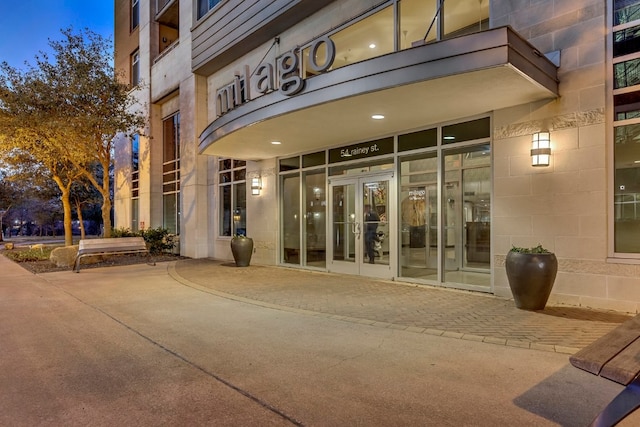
left=531, top=132, right=551, bottom=167
left=251, top=177, right=262, bottom=195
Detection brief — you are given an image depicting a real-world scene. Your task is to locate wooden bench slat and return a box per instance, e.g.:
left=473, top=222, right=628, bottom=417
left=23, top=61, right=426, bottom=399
left=600, top=338, right=640, bottom=385
left=569, top=316, right=640, bottom=376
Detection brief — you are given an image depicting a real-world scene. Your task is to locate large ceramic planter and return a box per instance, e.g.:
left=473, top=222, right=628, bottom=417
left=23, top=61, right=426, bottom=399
left=505, top=251, right=558, bottom=310
left=230, top=236, right=254, bottom=267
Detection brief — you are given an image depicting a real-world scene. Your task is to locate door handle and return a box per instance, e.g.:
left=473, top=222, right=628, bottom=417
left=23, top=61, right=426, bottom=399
left=352, top=221, right=361, bottom=239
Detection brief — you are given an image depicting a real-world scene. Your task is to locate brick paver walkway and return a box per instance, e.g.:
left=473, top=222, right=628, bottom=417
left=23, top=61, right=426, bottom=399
left=171, top=259, right=632, bottom=354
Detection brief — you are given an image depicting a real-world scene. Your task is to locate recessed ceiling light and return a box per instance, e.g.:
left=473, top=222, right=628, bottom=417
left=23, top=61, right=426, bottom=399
left=371, top=114, right=385, bottom=120
left=271, top=141, right=281, bottom=145
left=369, top=43, right=376, bottom=49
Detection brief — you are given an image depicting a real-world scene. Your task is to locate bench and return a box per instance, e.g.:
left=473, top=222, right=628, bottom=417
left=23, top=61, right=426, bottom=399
left=570, top=314, right=640, bottom=426
left=73, top=237, right=153, bottom=272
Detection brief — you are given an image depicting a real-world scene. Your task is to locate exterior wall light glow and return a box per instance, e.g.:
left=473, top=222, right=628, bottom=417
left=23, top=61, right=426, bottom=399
left=531, top=132, right=551, bottom=167
left=251, top=177, right=262, bottom=195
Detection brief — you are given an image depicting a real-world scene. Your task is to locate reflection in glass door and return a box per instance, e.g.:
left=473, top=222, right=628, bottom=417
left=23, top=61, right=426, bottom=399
left=331, top=181, right=357, bottom=264
left=443, top=146, right=491, bottom=288
left=329, top=174, right=394, bottom=278
left=400, top=144, right=490, bottom=290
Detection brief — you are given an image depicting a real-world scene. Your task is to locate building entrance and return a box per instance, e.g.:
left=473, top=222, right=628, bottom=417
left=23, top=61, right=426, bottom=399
left=328, top=172, right=395, bottom=279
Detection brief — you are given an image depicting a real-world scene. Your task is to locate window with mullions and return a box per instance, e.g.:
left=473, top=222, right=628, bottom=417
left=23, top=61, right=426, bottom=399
left=219, top=159, right=246, bottom=236
left=131, top=0, right=139, bottom=31
left=614, top=0, right=640, bottom=25
left=614, top=123, right=640, bottom=253
left=278, top=153, right=327, bottom=267
left=131, top=133, right=140, bottom=231
left=131, top=50, right=140, bottom=87
left=614, top=58, right=640, bottom=89
left=163, top=113, right=180, bottom=234
left=197, top=0, right=222, bottom=19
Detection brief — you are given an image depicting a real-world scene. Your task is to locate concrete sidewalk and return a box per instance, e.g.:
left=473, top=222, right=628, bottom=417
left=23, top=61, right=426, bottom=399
left=0, top=254, right=634, bottom=425
left=170, top=259, right=632, bottom=354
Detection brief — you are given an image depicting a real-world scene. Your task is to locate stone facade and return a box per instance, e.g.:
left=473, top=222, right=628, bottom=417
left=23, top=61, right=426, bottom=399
left=114, top=0, right=640, bottom=313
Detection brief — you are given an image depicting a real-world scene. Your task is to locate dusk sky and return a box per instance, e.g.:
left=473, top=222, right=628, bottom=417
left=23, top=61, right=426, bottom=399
left=0, top=1, right=114, bottom=68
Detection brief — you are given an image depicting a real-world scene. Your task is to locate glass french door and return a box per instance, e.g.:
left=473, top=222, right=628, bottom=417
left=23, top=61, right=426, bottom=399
left=328, top=173, right=395, bottom=278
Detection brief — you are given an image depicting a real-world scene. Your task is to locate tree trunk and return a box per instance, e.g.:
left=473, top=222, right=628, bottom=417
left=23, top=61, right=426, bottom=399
left=75, top=199, right=86, bottom=240
left=60, top=191, right=73, bottom=246
left=101, top=197, right=111, bottom=238
left=52, top=175, right=74, bottom=246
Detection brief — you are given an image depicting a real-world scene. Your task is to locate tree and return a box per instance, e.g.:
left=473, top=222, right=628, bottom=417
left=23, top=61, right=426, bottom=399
left=70, top=173, right=102, bottom=239
left=0, top=27, right=145, bottom=243
left=43, top=28, right=146, bottom=238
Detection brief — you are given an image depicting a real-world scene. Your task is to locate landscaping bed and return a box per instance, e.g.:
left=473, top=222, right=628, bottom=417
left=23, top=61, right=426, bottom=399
left=2, top=245, right=184, bottom=274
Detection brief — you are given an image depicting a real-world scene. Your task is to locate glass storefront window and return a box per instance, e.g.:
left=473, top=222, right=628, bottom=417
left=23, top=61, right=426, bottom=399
left=303, top=6, right=394, bottom=74
left=303, top=151, right=326, bottom=168
left=219, top=159, right=246, bottom=237
left=614, top=123, right=640, bottom=253
left=279, top=156, right=299, bottom=172
left=282, top=174, right=301, bottom=264
left=443, top=144, right=491, bottom=287
left=400, top=154, right=438, bottom=280
left=277, top=117, right=491, bottom=289
left=443, top=0, right=489, bottom=39
left=398, top=128, right=437, bottom=152
left=442, top=117, right=490, bottom=144
left=305, top=171, right=326, bottom=267
left=400, top=0, right=439, bottom=47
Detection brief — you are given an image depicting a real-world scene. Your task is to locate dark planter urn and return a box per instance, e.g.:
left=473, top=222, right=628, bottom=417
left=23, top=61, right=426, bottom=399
left=231, top=237, right=254, bottom=267
left=505, top=252, right=558, bottom=310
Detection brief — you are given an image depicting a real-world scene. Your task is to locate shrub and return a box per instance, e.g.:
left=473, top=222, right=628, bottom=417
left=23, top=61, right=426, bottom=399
left=510, top=244, right=551, bottom=254
left=110, top=226, right=176, bottom=254
left=111, top=227, right=139, bottom=238
left=141, top=227, right=175, bottom=255
left=4, top=247, right=54, bottom=262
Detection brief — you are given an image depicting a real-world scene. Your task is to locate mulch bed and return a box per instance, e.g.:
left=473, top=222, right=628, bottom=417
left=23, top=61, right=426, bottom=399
left=6, top=253, right=185, bottom=274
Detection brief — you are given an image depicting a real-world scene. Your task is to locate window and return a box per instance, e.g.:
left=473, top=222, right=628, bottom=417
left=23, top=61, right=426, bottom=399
left=132, top=199, right=139, bottom=232
left=278, top=154, right=327, bottom=267
left=131, top=133, right=139, bottom=231
left=131, top=133, right=139, bottom=172
left=131, top=50, right=140, bottom=87
left=612, top=0, right=640, bottom=255
left=131, top=0, right=139, bottom=31
left=197, top=0, right=222, bottom=19
left=131, top=132, right=140, bottom=196
left=163, top=113, right=180, bottom=234
left=219, top=159, right=246, bottom=236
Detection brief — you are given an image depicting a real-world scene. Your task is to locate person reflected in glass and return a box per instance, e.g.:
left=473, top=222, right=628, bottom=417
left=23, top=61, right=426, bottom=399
left=364, top=204, right=379, bottom=264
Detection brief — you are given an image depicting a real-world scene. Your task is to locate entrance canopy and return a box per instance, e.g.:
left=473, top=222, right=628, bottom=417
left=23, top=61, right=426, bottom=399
left=199, top=27, right=558, bottom=161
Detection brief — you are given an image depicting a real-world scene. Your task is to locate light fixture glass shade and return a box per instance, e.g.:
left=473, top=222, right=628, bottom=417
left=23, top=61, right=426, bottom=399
left=251, top=177, right=262, bottom=195
left=531, top=132, right=551, bottom=167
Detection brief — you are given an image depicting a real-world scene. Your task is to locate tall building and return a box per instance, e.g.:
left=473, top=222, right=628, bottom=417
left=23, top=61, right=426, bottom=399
left=114, top=0, right=640, bottom=313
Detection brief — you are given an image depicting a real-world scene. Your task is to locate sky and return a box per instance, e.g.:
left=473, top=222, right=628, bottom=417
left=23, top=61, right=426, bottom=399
left=0, top=0, right=114, bottom=68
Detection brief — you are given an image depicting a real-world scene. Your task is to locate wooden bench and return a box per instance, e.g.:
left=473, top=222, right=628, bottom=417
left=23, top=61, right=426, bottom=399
left=73, top=237, right=153, bottom=272
left=570, top=314, right=640, bottom=426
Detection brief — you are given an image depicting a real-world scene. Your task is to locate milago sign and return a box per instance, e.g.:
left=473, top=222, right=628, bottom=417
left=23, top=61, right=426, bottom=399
left=215, top=36, right=336, bottom=117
